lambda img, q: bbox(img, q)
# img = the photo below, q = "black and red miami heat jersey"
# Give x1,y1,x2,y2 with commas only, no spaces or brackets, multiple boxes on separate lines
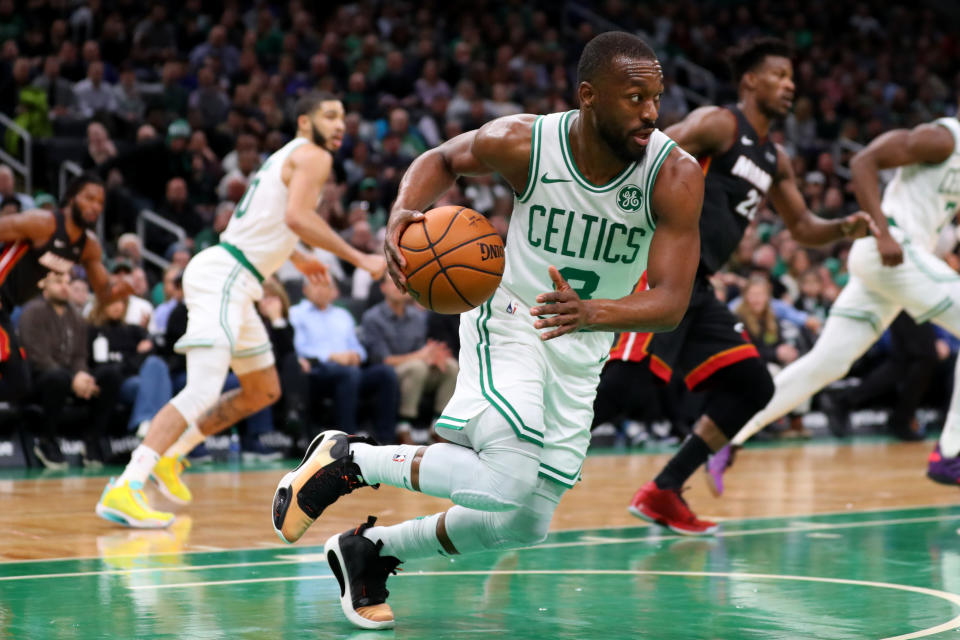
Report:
0,210,87,308
697,106,780,274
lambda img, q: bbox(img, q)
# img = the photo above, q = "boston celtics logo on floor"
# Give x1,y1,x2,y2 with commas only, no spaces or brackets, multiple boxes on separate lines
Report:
617,184,643,212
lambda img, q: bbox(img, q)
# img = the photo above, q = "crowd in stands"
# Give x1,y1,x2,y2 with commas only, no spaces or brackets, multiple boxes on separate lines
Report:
0,0,958,467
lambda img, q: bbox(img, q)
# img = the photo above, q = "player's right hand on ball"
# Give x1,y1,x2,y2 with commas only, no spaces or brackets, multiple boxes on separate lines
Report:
385,208,425,289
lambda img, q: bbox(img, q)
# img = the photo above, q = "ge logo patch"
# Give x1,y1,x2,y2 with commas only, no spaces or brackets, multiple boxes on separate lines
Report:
617,185,643,212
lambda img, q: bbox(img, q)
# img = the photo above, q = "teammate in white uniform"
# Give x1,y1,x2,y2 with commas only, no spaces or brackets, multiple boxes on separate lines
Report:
270,32,704,630
97,92,387,528
713,107,960,488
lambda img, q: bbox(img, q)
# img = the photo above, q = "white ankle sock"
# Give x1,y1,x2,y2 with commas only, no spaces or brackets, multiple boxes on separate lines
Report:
363,512,444,560
164,423,205,459
118,445,161,486
351,443,421,489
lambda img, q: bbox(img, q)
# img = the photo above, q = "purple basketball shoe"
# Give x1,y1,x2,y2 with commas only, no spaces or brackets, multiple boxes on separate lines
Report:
927,444,960,486
705,444,738,497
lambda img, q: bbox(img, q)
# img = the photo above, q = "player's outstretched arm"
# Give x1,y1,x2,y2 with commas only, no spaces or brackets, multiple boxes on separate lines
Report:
0,209,54,244
82,233,134,304
851,124,954,266
385,114,535,288
531,149,703,338
285,145,385,279
769,146,871,246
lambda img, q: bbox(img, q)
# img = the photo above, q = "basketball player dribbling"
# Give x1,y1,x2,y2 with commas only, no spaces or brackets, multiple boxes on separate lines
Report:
271,32,704,630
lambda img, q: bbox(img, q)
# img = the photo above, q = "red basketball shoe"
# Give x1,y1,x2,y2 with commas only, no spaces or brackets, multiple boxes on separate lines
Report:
628,481,719,535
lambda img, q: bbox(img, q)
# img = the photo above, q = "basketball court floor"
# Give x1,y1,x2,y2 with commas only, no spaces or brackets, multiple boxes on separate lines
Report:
2,437,958,639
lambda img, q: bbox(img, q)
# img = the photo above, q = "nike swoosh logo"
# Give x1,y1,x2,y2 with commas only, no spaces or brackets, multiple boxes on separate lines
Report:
541,173,572,184
741,136,754,146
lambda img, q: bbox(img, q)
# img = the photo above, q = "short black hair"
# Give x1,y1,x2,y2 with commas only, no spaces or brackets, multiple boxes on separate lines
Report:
577,31,657,86
60,172,104,208
294,91,340,118
728,37,792,84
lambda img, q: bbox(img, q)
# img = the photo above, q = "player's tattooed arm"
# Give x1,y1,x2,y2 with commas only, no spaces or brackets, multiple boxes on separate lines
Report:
850,124,954,266
769,146,871,246
385,114,535,287
531,149,703,338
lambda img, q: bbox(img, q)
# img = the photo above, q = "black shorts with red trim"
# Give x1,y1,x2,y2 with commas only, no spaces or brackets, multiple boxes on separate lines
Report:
0,306,29,401
639,276,760,390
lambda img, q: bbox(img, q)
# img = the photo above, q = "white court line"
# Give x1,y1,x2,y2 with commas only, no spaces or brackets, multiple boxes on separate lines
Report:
0,559,303,582
3,513,959,582
127,569,960,640
3,502,957,565
534,513,960,551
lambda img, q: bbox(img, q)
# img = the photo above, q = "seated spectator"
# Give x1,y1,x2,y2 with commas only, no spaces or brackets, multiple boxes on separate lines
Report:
83,121,117,169
194,201,233,252
110,261,153,328
113,65,145,129
30,55,77,119
116,233,144,268
290,278,398,442
216,138,260,201
0,195,20,215
19,272,122,468
0,164,34,210
74,61,117,118
734,275,808,437
88,295,171,439
150,267,182,336
361,277,458,443
157,177,204,250
67,275,91,310
189,66,230,130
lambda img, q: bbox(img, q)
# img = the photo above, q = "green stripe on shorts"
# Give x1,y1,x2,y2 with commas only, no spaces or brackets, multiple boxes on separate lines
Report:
829,307,881,334
474,300,544,446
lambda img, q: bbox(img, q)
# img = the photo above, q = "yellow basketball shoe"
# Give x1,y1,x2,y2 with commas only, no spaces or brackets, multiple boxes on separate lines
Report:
150,455,192,505
96,478,175,529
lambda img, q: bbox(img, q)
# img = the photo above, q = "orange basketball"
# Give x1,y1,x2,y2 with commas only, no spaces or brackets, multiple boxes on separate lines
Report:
399,205,504,314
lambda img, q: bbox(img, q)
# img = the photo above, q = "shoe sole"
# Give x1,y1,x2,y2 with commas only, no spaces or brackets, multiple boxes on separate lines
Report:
272,430,348,544
927,471,960,486
149,472,191,506
33,446,68,471
95,502,174,529
627,504,718,536
324,532,395,630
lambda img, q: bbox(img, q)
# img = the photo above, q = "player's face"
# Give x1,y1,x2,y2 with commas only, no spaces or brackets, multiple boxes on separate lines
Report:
753,55,795,118
70,183,105,230
308,100,346,153
590,58,663,162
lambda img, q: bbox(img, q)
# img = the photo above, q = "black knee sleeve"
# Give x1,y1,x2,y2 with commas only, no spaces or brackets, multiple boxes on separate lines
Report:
702,358,774,438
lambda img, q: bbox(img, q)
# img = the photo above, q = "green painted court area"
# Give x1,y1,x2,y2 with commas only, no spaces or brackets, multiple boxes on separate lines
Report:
1,506,959,639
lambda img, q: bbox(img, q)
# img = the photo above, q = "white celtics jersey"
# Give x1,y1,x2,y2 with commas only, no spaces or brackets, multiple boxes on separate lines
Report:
882,117,960,251
219,137,309,278
502,110,680,308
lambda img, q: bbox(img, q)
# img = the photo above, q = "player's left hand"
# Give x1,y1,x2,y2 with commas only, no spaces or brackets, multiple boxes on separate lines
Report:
840,211,874,239
530,266,589,341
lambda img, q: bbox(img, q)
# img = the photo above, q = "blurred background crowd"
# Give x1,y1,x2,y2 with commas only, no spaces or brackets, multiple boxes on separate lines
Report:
0,0,958,467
